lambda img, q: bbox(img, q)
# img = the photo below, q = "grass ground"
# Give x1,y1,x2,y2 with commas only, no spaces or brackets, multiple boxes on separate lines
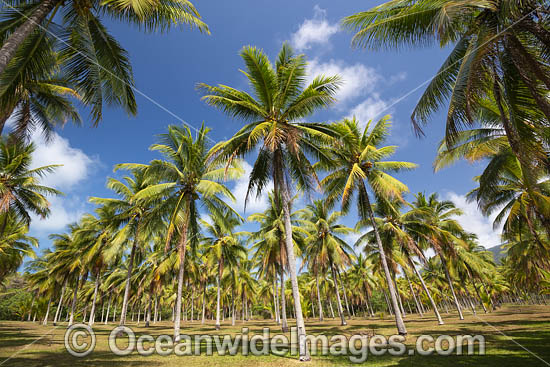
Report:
1,305,549,366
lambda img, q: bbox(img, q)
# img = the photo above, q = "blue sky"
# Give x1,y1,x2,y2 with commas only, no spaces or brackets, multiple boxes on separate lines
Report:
26,1,501,253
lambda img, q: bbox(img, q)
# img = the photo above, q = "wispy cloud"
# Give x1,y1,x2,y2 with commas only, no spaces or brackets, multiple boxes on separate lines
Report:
291,5,339,51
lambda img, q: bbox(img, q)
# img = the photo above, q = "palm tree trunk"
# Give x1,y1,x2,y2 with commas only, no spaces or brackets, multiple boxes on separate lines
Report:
104,294,112,325
331,265,347,326
174,206,190,342
42,298,51,325
393,273,406,318
464,288,476,315
53,278,67,325
145,289,153,327
409,256,443,324
275,163,310,360
231,290,236,326
154,295,159,323
201,282,206,324
280,268,289,332
190,291,194,322
328,297,335,318
215,264,221,330
362,185,406,335
439,253,464,320
120,226,140,326
273,276,280,324
383,289,393,316
338,271,351,317
472,279,488,313
365,289,375,317
68,276,80,326
315,272,323,321
403,268,422,317
0,0,61,76
28,294,35,321
88,270,101,326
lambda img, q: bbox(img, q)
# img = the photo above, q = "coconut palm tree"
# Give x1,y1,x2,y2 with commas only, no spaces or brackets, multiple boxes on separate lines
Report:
302,199,355,326
359,196,445,324
0,212,37,283
343,0,550,219
0,137,61,232
89,166,163,326
319,116,417,335
0,24,80,138
200,43,341,360
249,191,308,332
410,193,468,320
348,254,377,317
0,0,209,127
202,208,246,330
126,124,242,341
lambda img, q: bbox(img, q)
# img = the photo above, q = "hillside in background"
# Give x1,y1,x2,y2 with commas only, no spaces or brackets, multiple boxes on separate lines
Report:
488,244,507,264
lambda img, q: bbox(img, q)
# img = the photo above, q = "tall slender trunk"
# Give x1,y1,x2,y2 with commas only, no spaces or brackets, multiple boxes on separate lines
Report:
174,204,190,342
338,270,351,317
0,0,61,75
280,268,288,332
362,184,406,335
201,282,206,324
273,271,281,325
273,276,280,324
439,253,464,320
145,289,153,327
365,288,375,317
328,297,335,318
383,289,393,316
53,278,67,325
393,273,406,318
42,298,51,325
409,256,443,324
472,279,488,313
464,287,476,315
403,268,423,317
120,223,140,326
69,276,80,326
154,295,159,323
275,160,310,360
104,294,112,325
215,262,221,330
331,265,347,326
28,295,35,321
231,290,236,326
315,272,323,321
190,291,194,322
88,270,101,326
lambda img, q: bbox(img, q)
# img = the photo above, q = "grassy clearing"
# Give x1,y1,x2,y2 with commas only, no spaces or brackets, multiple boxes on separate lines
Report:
1,305,549,366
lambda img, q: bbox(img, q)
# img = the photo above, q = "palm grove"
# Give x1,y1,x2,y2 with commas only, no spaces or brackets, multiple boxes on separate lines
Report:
1,0,550,362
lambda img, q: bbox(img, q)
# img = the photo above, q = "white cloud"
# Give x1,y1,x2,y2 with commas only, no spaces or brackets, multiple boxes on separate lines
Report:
27,132,97,233
308,59,381,105
444,191,503,249
232,161,273,214
347,94,389,127
30,132,96,190
30,195,85,232
291,5,339,51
